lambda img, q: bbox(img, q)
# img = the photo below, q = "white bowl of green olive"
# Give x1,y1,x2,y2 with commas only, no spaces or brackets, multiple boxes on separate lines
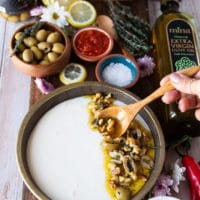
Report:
9,21,71,77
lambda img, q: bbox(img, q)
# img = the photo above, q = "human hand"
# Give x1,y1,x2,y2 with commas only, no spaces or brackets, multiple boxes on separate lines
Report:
160,71,200,121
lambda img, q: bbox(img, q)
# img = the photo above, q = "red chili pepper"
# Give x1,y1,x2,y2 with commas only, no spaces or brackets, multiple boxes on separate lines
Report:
190,183,200,200
191,162,200,200
182,155,200,199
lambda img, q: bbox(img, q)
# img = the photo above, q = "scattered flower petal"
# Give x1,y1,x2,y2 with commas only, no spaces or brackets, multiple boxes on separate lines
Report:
30,6,45,16
40,1,70,28
171,159,186,193
34,78,55,94
137,55,155,78
152,174,173,196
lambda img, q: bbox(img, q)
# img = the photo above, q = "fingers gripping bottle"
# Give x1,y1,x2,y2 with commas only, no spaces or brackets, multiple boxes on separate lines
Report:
152,0,200,140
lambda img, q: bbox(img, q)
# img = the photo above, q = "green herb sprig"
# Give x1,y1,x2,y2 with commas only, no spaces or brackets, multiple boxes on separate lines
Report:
12,22,45,56
106,0,153,57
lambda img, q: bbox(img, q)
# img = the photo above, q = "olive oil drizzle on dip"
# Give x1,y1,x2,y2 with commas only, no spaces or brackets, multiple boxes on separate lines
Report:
88,93,155,200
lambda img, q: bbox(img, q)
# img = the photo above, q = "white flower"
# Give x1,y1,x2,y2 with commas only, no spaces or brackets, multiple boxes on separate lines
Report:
171,159,186,193
40,1,70,28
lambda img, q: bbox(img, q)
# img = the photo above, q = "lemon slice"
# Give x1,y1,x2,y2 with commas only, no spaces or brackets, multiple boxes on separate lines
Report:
67,0,97,28
42,0,55,6
59,63,87,84
57,0,75,7
42,0,74,7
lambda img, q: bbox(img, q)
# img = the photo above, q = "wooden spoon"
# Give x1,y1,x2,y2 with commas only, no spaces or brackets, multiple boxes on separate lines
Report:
98,66,200,138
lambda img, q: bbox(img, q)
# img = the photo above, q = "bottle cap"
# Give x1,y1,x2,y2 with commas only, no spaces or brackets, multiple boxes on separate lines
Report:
160,0,179,12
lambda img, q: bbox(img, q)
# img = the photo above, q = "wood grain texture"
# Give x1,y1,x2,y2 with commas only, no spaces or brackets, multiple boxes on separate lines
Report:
0,0,200,199
0,19,6,75
0,20,31,200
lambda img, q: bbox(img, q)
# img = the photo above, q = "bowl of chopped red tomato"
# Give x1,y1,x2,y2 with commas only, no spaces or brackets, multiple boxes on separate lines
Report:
72,26,114,62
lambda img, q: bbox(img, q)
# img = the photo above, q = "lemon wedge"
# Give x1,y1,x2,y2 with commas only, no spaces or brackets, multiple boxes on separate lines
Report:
67,0,97,28
59,63,87,84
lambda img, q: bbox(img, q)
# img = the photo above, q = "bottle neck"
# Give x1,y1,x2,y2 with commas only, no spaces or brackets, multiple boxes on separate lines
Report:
161,1,179,13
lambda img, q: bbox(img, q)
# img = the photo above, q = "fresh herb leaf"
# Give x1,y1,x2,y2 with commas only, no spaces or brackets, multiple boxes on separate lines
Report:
11,22,45,56
106,0,152,57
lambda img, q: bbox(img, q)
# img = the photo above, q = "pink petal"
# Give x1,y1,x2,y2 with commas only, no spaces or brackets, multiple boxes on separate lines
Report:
34,78,55,94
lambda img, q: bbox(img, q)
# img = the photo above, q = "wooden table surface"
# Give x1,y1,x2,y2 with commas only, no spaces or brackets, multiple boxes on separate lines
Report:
1,0,200,199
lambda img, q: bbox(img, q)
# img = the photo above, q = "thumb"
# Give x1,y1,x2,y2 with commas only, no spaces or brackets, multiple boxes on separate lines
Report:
170,73,200,96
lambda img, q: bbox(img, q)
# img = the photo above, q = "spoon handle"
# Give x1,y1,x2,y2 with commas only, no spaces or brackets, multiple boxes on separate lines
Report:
139,65,200,106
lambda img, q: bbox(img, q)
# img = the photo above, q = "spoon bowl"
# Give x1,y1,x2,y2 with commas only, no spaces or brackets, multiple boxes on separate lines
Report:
98,66,200,138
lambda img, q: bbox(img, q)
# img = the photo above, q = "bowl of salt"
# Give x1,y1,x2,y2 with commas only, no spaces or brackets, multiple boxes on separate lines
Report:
95,54,140,88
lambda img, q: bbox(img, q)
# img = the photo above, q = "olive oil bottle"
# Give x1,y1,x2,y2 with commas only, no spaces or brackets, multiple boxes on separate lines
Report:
152,0,200,140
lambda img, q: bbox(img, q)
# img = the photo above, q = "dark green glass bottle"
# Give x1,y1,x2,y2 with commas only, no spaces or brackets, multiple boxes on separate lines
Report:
152,0,200,141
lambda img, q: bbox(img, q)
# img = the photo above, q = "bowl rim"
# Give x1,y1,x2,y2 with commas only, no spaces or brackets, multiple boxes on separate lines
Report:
9,21,71,77
16,81,165,200
72,26,114,62
95,53,140,88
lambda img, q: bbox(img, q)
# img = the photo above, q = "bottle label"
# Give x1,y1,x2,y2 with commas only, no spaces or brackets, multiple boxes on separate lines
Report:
167,19,199,72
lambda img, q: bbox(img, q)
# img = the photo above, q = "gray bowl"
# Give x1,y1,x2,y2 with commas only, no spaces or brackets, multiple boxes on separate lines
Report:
16,81,165,200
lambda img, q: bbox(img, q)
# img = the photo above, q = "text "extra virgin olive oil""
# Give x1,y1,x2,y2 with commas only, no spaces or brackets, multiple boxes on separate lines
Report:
152,0,200,140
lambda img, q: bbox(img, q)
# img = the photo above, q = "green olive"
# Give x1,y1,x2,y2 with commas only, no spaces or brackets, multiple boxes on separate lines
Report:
115,187,131,200
14,32,23,40
30,46,43,60
37,42,52,53
0,12,8,19
36,29,48,42
22,49,34,63
43,54,49,61
8,15,19,22
47,52,59,62
18,43,26,52
52,43,65,54
46,31,62,43
39,60,49,65
20,11,30,21
23,37,38,47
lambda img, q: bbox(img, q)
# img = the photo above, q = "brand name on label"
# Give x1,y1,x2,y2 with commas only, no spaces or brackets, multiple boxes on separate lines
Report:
167,19,199,71
169,27,191,34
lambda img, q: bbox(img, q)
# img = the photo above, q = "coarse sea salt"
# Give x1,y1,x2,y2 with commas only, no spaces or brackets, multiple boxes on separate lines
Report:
102,62,133,87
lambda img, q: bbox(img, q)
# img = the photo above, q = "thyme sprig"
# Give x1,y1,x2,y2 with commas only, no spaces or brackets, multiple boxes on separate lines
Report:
12,22,45,56
106,0,153,57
